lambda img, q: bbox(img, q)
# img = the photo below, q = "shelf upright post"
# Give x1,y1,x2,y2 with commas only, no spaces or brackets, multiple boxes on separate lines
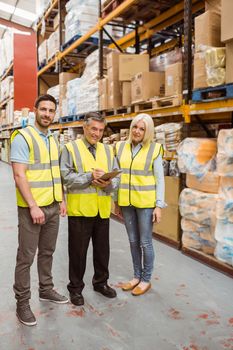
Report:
58,0,63,74
134,20,140,54
183,0,192,105
98,0,104,79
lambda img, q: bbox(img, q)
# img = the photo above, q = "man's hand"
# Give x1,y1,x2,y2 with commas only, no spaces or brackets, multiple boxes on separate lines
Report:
114,202,123,218
152,207,162,223
92,168,105,180
92,178,111,188
30,205,45,225
59,199,67,217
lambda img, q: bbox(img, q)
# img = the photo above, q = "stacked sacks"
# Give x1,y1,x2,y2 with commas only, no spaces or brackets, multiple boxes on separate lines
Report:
179,189,218,254
178,138,218,254
177,138,217,177
215,131,233,266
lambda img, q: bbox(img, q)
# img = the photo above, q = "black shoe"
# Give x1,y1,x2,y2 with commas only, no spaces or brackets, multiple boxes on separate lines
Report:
93,284,117,298
69,293,84,306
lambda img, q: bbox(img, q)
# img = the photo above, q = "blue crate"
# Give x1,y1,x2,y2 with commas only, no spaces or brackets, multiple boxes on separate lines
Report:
59,114,85,123
192,83,233,102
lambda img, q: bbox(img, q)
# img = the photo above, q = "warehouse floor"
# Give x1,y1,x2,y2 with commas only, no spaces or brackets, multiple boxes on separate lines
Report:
0,161,233,350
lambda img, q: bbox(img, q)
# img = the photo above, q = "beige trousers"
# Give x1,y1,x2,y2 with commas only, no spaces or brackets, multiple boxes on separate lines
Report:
13,202,60,304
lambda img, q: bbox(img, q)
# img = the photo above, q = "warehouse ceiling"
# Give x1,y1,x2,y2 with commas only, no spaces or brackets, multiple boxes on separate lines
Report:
0,0,37,38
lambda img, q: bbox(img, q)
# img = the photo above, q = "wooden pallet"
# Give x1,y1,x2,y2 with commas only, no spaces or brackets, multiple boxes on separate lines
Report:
102,105,134,117
133,100,155,112
182,246,233,278
153,232,181,250
102,0,124,18
153,94,182,109
192,83,233,102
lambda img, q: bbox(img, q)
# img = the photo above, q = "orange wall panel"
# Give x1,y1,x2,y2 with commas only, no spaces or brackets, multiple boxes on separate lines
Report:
14,33,37,111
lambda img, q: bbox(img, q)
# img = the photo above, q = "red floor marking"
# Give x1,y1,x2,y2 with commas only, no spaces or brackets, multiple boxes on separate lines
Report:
168,308,183,320
66,309,85,317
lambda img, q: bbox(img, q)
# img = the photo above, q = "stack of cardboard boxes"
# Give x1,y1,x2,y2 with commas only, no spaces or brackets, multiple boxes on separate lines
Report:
194,4,223,89
221,0,233,83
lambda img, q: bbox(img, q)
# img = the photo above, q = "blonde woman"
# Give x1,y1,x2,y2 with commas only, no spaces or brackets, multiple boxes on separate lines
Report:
115,113,166,296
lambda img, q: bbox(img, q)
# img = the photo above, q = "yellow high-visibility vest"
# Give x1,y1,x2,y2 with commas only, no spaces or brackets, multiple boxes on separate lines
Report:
65,139,114,218
116,141,163,208
11,126,62,207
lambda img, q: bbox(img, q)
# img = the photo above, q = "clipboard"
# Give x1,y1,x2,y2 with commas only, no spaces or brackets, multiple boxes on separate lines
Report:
100,170,122,181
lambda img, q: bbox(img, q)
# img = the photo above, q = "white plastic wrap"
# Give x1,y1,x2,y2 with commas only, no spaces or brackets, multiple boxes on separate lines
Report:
177,138,217,177
215,219,233,247
214,241,233,266
179,188,218,226
217,129,233,177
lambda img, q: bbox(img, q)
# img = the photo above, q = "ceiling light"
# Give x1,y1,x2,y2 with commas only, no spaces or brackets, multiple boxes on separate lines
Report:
0,1,37,22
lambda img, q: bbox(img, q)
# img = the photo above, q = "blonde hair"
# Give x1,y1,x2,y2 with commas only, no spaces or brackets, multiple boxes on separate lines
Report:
129,113,154,145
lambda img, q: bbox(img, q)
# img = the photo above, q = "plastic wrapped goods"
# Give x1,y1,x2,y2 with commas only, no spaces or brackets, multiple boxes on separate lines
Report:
215,219,233,247
205,47,226,68
214,241,233,266
162,159,169,176
154,123,182,151
205,47,226,87
179,188,218,226
217,129,233,177
219,177,233,201
186,172,220,194
177,138,217,177
181,218,216,254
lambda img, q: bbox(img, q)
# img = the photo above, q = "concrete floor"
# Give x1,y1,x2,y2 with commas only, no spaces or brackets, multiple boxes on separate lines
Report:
0,161,233,350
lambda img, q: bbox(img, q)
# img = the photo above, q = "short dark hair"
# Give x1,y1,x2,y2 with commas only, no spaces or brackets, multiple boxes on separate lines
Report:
84,112,106,125
35,94,57,110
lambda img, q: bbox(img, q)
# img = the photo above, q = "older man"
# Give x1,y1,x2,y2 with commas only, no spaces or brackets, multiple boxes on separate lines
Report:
60,112,119,306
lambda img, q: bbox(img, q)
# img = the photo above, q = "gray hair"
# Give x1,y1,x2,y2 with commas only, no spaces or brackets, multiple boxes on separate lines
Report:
129,113,154,145
83,112,106,126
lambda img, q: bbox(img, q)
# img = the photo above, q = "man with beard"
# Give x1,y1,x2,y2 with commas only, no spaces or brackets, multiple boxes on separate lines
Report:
10,94,68,327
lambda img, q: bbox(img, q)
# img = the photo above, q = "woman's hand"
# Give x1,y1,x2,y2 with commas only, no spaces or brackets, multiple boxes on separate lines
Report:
152,207,162,223
114,202,122,218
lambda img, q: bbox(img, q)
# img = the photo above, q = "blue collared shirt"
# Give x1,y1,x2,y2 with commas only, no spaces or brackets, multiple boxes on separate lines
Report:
10,126,52,164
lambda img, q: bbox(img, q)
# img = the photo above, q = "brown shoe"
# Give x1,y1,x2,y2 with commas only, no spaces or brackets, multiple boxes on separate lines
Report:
131,282,151,296
121,280,140,291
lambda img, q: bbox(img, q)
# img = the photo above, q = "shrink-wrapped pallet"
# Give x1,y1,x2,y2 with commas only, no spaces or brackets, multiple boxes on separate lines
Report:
214,241,233,266
179,188,218,226
217,129,233,176
214,219,233,247
177,138,217,177
186,172,220,193
205,47,226,87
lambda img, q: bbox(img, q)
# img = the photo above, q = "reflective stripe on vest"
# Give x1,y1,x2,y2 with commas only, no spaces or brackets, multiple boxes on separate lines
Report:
11,126,62,207
116,141,163,208
66,139,113,218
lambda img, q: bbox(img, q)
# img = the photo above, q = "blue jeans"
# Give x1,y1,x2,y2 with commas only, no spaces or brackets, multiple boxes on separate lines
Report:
121,206,155,283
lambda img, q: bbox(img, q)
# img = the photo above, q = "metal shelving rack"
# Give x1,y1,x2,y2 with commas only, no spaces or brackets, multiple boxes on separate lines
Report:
0,0,232,276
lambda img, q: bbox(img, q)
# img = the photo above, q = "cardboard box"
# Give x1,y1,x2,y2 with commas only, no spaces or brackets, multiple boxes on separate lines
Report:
164,176,181,206
205,0,221,14
165,62,183,96
98,77,108,95
193,52,208,89
107,66,119,81
108,94,122,109
226,41,233,83
221,0,233,42
108,80,121,97
59,72,78,85
186,173,220,194
108,80,122,108
121,81,131,106
99,94,108,110
119,54,149,81
153,204,181,242
195,11,222,52
106,51,120,69
131,71,165,103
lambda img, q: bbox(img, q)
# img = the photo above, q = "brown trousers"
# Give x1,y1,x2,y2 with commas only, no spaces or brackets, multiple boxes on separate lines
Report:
13,202,60,304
